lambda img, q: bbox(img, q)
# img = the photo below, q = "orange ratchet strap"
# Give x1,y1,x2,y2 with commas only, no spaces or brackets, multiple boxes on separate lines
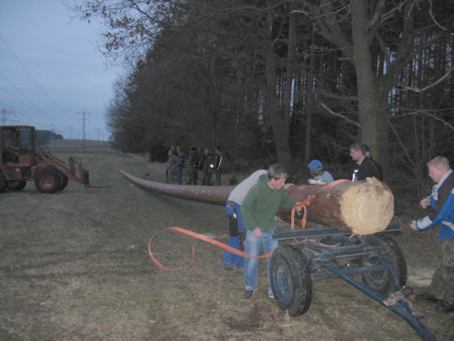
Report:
148,226,271,271
290,179,351,230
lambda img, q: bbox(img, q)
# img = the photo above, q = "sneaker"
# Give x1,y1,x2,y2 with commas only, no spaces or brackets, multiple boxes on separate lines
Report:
436,301,454,313
223,264,234,272
415,292,439,303
234,265,244,272
244,288,254,299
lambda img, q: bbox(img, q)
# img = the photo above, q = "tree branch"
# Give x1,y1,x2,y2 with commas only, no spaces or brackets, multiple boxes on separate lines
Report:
392,110,454,131
396,69,453,93
319,102,361,127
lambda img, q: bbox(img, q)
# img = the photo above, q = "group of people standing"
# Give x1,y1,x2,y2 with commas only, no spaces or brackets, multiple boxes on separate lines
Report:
166,145,224,185
222,142,453,313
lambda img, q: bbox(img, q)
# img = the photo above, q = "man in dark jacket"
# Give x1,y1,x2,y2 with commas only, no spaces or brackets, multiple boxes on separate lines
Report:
214,146,223,185
200,148,214,185
175,145,185,185
187,147,200,185
410,156,454,313
350,142,383,182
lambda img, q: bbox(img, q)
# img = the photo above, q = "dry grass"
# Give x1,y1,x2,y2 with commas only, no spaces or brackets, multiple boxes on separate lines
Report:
0,140,452,340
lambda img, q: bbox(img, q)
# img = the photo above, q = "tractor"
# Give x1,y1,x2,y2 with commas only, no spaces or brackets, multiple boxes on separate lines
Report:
0,125,89,193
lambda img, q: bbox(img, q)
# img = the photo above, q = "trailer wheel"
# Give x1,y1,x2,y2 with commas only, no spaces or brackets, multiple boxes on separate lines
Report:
270,245,312,316
57,172,68,191
35,169,61,193
0,172,7,193
361,234,407,296
8,180,26,191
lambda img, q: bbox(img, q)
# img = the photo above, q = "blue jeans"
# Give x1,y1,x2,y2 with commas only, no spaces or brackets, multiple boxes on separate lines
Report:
244,228,277,292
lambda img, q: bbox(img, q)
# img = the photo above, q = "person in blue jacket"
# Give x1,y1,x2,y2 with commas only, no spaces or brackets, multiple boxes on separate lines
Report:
410,156,454,313
307,159,334,184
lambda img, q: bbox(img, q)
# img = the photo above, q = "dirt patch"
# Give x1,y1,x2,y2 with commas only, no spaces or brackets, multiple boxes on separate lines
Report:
1,141,453,340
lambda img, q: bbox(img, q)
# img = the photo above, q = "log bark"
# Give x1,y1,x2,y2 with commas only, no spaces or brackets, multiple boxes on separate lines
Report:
281,177,394,235
119,170,394,235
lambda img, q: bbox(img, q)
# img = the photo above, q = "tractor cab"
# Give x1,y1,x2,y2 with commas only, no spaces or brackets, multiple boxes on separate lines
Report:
0,125,36,167
0,125,89,193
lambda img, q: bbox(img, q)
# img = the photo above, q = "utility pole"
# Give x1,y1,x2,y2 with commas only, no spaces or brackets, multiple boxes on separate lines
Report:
77,111,90,151
1,108,15,125
47,123,56,133
67,126,73,139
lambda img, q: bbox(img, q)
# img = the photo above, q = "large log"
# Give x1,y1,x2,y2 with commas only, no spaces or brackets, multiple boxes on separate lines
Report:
119,170,394,235
281,177,394,234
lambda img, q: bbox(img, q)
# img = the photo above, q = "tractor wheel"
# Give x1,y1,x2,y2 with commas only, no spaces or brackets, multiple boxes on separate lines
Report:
8,180,27,191
270,245,312,316
35,169,61,193
0,172,7,193
57,172,69,191
361,234,407,296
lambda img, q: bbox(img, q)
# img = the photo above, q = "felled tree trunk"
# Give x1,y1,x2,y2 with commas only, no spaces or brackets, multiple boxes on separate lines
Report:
120,170,394,235
282,178,394,235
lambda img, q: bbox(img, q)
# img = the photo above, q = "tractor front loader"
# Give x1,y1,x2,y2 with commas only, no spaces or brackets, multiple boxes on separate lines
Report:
0,125,89,193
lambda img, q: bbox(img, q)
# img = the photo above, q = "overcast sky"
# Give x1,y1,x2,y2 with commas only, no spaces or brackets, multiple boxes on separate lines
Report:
0,0,124,140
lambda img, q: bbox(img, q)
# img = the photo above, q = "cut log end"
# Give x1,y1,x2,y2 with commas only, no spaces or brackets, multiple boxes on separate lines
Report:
340,178,394,235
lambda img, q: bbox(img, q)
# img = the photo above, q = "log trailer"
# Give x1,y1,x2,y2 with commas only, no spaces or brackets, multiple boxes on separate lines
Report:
0,125,89,193
119,170,436,340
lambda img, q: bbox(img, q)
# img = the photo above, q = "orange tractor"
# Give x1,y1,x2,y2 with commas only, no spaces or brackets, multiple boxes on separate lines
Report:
0,125,89,193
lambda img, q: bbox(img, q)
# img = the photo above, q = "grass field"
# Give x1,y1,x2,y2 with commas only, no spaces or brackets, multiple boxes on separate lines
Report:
0,140,452,340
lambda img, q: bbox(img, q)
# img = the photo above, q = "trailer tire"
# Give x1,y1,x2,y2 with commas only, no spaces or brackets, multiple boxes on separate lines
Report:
0,172,7,193
8,180,26,191
35,169,61,193
270,245,312,316
57,172,68,191
361,234,407,296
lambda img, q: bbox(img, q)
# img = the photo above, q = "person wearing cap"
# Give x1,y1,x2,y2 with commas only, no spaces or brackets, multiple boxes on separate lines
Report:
241,164,301,299
307,159,334,184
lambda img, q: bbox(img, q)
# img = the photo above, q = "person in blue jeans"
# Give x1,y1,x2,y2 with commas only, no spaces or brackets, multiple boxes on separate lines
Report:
223,169,268,271
241,164,300,299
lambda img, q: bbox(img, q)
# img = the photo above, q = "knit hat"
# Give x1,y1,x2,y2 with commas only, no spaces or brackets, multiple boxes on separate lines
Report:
308,159,323,170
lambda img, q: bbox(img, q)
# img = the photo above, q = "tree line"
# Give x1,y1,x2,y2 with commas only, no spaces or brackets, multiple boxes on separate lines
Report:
77,0,454,193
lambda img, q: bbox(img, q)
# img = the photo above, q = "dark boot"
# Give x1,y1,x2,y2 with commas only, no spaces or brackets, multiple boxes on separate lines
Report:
436,301,454,313
415,292,440,303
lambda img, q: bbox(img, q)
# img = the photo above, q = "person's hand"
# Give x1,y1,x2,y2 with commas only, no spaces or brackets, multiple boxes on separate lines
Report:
253,227,262,237
420,197,430,209
409,220,418,231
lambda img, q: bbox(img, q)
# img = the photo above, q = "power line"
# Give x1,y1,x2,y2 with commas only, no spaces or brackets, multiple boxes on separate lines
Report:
0,35,68,115
78,111,91,142
0,71,58,123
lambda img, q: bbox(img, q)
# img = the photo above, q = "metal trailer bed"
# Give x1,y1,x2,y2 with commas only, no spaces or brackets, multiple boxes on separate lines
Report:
270,224,436,341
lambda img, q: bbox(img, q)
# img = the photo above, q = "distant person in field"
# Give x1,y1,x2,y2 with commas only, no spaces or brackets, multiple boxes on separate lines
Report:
223,169,268,271
213,146,224,185
175,145,186,185
410,156,454,313
187,147,200,185
166,145,178,183
200,148,214,186
307,159,334,184
350,142,383,182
